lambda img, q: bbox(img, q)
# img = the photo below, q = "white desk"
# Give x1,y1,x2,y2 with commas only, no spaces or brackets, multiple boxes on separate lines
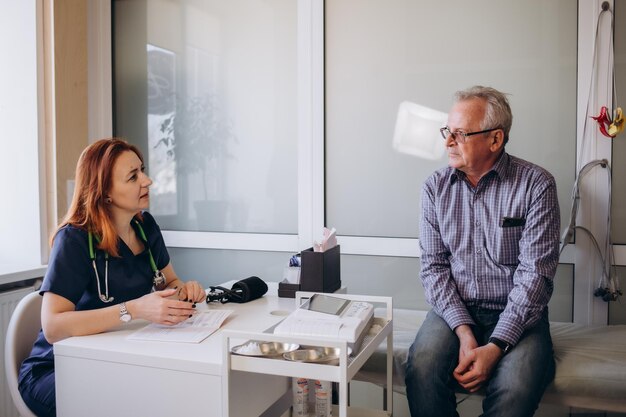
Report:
54,283,296,417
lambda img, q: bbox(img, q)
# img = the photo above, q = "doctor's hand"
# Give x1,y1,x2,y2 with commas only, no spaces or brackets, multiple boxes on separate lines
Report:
128,289,197,325
453,343,502,393
177,280,205,303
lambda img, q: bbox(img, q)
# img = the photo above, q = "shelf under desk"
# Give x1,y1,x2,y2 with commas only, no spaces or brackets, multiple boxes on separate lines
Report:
222,292,394,417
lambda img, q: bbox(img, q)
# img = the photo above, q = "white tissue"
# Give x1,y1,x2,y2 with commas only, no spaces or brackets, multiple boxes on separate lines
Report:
314,227,337,252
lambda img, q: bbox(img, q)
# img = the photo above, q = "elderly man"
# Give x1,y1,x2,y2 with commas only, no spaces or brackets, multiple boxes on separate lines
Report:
405,86,560,417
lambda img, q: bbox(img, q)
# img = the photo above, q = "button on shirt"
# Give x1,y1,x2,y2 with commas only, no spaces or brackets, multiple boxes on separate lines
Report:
419,152,560,346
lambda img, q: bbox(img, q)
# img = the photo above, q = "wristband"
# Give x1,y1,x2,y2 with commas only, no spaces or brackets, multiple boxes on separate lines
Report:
488,337,512,354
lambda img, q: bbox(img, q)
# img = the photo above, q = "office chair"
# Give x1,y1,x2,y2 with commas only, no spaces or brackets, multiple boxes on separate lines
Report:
5,291,40,417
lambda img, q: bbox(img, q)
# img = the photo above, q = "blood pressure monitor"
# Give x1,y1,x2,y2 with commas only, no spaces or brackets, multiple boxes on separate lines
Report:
307,294,351,316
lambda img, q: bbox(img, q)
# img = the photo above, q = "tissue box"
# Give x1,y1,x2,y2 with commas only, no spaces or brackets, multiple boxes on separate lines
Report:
278,245,341,298
300,244,341,293
278,282,302,298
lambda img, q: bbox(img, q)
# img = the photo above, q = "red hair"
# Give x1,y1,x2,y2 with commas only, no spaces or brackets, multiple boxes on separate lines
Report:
54,138,145,257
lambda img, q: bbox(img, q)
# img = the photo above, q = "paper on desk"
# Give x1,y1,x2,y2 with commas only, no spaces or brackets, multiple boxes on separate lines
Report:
128,310,233,343
274,302,374,344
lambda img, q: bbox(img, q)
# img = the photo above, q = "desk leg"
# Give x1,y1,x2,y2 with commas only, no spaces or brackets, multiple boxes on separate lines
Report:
339,374,348,417
387,332,393,415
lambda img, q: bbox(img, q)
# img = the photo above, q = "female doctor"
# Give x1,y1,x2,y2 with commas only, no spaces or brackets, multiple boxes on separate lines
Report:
18,138,206,417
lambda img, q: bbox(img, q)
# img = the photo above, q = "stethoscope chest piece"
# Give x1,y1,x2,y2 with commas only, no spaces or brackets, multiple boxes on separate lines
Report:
153,270,166,290
99,293,114,303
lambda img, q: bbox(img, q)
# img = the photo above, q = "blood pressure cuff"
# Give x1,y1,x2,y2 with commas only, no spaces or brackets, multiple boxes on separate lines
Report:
230,276,268,303
206,276,268,304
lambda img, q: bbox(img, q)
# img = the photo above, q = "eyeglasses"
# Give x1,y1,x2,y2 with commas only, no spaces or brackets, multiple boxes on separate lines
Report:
439,126,499,144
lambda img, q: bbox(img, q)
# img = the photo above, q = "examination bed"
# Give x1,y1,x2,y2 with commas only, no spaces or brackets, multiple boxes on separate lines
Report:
357,309,626,413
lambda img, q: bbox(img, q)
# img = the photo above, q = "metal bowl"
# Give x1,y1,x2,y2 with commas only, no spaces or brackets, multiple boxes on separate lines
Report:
231,340,300,357
283,346,352,364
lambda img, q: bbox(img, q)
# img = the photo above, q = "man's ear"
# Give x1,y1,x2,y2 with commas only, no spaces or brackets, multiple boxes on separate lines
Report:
490,129,505,152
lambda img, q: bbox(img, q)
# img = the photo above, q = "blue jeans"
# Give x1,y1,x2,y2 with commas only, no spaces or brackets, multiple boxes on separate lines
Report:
405,308,555,417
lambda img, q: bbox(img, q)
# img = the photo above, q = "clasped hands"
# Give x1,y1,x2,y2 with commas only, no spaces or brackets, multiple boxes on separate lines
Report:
453,325,503,393
132,280,205,326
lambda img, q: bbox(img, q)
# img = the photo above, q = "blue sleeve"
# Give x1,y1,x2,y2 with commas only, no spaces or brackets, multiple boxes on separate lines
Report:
140,211,170,270
40,226,92,305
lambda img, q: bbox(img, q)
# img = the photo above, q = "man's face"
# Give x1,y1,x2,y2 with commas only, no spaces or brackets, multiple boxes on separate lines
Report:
445,98,498,177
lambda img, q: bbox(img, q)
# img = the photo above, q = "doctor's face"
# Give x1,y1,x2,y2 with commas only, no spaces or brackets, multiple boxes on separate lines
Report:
108,150,153,216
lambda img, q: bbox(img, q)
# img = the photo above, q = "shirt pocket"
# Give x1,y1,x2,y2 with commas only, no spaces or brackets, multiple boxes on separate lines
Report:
494,226,523,265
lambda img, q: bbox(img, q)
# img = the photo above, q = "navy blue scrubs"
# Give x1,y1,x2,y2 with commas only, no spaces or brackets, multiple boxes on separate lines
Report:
18,212,170,417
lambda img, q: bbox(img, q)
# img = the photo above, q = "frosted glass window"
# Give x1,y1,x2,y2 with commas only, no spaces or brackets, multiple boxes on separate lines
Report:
612,0,626,243
113,0,297,233
325,0,577,238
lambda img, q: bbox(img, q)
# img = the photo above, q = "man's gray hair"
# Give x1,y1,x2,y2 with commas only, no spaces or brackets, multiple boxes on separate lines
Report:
455,86,512,144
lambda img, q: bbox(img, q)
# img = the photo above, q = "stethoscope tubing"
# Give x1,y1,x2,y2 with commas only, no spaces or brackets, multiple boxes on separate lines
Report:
88,220,160,303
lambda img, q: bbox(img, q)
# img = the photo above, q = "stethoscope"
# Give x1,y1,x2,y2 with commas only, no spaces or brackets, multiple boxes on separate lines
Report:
88,220,166,303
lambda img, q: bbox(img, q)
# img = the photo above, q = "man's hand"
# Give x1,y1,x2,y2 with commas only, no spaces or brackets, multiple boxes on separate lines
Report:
453,343,503,392
455,324,478,365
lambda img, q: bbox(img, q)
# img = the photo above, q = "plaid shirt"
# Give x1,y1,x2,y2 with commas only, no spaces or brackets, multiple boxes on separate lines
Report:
419,152,560,345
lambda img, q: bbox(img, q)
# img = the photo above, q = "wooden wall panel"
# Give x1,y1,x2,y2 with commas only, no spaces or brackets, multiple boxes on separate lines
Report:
54,0,88,220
